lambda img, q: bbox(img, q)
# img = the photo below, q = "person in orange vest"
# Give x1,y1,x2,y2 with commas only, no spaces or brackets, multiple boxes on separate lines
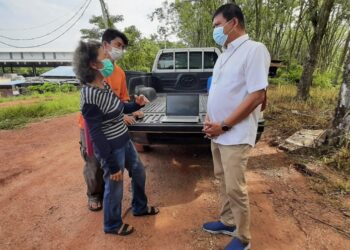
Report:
78,29,145,211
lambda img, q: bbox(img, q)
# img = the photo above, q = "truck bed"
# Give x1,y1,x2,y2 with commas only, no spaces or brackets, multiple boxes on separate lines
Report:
128,94,207,133
128,93,265,145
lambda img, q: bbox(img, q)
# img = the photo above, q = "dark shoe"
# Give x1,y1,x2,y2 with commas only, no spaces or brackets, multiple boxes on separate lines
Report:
202,221,236,236
88,200,102,212
104,223,134,236
224,238,251,250
134,206,159,216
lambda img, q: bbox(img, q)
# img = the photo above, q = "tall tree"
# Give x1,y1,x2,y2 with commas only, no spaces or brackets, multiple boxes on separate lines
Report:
149,0,178,48
80,15,124,40
297,0,336,100
173,0,223,47
118,26,160,72
333,28,350,85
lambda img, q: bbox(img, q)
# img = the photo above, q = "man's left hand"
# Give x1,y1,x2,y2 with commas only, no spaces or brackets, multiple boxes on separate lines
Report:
202,121,224,138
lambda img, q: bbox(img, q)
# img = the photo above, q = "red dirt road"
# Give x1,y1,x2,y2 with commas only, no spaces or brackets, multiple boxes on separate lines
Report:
0,114,349,249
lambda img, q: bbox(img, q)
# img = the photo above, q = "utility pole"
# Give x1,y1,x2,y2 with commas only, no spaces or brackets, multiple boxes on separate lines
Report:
99,0,114,28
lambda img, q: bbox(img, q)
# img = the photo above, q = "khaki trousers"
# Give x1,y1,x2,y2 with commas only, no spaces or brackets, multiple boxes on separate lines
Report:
211,141,251,243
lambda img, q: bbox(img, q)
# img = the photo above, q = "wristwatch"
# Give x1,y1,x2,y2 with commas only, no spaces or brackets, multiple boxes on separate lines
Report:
221,121,232,132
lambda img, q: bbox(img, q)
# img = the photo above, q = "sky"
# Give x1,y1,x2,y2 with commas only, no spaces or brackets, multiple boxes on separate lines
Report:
0,0,168,51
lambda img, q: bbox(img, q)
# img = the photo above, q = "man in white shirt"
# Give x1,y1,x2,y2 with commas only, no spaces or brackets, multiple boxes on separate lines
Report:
202,3,270,250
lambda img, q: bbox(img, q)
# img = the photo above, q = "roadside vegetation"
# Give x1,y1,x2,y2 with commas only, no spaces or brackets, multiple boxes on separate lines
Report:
0,83,79,129
266,84,339,139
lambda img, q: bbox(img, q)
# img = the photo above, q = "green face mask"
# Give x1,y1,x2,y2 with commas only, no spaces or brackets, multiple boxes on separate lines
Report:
98,59,114,77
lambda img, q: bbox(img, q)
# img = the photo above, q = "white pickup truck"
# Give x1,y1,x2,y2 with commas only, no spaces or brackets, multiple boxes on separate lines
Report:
125,47,266,146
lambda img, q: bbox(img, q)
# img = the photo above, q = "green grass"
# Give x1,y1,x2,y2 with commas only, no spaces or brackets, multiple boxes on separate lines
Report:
326,147,350,176
0,92,80,129
0,95,38,103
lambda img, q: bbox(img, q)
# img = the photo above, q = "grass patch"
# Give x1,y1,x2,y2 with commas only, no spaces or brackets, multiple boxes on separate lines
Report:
0,94,39,103
0,92,79,129
326,147,350,176
265,84,338,138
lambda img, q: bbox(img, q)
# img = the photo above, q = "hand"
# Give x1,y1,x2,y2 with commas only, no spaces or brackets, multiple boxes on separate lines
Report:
123,115,136,125
132,111,144,119
110,170,123,182
203,115,211,130
202,121,224,138
135,94,150,106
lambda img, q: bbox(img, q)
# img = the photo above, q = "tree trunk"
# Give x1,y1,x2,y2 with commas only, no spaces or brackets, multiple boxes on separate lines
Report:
297,0,335,100
289,0,306,65
333,29,350,86
333,50,350,130
254,0,262,41
329,47,350,146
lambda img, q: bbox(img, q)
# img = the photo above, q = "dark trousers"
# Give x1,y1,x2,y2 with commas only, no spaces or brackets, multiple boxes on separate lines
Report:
99,140,148,232
80,129,104,202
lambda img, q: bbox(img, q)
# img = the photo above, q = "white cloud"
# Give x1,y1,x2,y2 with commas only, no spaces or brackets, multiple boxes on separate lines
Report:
0,0,168,51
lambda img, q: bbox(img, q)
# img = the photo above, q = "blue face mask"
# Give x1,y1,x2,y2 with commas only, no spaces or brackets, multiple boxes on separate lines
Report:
213,20,233,46
98,59,114,77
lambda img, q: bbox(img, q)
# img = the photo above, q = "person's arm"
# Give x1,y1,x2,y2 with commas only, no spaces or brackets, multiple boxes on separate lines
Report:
123,95,150,114
82,103,119,174
120,71,130,102
123,102,142,114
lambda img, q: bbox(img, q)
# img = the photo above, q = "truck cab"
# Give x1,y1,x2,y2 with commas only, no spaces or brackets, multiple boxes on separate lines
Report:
150,47,220,93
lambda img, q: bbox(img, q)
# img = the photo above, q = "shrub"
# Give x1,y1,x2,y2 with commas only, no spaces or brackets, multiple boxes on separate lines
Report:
277,62,303,83
269,77,287,85
313,70,335,88
27,82,77,94
60,83,77,93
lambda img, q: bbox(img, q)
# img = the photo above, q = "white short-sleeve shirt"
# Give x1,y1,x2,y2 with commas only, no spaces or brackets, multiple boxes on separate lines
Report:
207,34,270,146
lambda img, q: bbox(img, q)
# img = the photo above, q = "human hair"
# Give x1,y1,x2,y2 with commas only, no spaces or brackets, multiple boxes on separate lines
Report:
73,40,102,84
102,28,129,46
212,3,245,28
